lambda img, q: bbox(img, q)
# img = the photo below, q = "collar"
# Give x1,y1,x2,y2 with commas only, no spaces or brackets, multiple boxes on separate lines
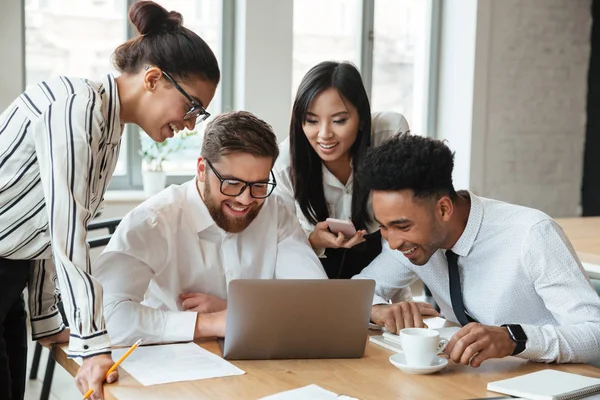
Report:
100,74,123,145
184,178,217,233
321,161,353,190
450,191,483,257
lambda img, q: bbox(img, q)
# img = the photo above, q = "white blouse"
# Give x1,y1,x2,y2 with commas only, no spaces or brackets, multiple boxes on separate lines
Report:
274,111,410,237
0,74,122,358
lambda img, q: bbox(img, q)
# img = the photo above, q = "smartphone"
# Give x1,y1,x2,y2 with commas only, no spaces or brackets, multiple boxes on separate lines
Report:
326,218,357,238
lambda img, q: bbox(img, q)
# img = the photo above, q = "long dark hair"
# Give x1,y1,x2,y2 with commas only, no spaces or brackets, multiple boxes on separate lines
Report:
113,1,220,85
290,61,372,230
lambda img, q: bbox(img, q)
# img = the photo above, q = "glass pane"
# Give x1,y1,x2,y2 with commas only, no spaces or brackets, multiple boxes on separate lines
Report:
151,0,222,175
113,126,128,176
292,0,362,99
371,0,429,134
25,0,128,174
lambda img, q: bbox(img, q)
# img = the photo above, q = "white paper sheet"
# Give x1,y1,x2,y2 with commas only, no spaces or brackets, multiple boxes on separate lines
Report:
258,384,359,400
582,261,600,280
74,342,244,386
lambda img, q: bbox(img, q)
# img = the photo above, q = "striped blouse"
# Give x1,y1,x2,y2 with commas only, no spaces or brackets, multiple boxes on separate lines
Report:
0,74,122,358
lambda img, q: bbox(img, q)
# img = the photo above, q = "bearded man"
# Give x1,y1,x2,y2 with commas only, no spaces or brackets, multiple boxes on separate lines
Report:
93,111,327,345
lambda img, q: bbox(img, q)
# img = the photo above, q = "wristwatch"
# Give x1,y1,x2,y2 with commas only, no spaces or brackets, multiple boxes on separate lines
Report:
502,324,527,355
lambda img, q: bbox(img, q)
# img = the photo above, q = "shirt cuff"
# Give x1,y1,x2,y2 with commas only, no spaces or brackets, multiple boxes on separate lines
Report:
517,324,545,361
162,311,197,343
30,309,65,340
372,294,389,306
67,331,112,359
315,247,326,258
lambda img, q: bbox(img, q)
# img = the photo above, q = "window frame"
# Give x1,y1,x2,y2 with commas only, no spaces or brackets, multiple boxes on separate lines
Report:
109,0,235,190
22,0,438,190
359,0,440,137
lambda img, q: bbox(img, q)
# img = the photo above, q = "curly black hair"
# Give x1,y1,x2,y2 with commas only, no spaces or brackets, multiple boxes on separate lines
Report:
357,134,457,200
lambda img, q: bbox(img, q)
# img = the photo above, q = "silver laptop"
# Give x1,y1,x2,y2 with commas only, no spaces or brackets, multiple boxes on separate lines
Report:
221,279,375,360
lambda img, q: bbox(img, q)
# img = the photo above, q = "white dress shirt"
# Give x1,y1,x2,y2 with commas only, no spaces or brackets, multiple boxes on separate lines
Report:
355,192,600,363
274,111,411,236
0,75,122,357
93,179,328,346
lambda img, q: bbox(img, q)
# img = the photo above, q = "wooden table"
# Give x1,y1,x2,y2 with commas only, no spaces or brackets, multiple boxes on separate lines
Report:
54,319,600,400
53,219,600,399
556,217,600,278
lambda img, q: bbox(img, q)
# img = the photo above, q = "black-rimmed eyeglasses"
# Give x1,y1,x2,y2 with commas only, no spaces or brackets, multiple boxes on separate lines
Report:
161,70,211,124
205,160,277,199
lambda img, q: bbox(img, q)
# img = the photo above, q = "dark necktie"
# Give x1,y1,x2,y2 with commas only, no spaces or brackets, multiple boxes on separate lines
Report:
445,250,478,326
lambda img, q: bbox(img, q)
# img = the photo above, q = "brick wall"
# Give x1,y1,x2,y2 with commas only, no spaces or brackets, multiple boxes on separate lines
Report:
481,0,591,217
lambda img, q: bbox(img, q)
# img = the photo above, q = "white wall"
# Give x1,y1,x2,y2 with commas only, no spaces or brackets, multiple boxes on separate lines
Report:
435,0,479,190
437,0,591,217
234,0,293,141
482,0,591,217
0,0,24,109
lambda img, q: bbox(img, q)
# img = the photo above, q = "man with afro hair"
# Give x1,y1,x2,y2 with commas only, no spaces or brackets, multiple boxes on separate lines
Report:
353,134,600,367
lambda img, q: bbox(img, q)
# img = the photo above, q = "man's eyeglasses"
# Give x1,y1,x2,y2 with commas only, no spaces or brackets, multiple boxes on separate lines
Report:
205,160,277,199
161,70,211,124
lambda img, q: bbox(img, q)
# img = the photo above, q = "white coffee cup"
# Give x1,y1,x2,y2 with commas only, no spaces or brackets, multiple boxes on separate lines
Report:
399,328,448,368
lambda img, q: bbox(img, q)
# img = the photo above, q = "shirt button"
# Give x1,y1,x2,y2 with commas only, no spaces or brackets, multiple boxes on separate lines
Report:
83,345,89,350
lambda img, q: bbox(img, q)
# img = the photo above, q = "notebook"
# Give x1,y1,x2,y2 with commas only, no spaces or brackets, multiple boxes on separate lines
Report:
487,370,600,400
368,335,403,353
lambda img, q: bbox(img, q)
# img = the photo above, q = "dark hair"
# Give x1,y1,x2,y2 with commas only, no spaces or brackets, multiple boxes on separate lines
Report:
290,61,372,230
201,111,279,164
113,1,220,84
357,134,457,200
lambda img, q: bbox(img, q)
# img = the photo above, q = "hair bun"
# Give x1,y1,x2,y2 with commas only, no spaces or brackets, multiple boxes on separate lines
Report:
167,10,183,26
129,1,183,35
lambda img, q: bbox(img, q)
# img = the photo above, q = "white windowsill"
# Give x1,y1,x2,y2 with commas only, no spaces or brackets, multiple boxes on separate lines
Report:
103,190,148,203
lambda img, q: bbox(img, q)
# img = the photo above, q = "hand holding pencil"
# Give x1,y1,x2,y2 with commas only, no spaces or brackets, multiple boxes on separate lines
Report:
79,339,142,400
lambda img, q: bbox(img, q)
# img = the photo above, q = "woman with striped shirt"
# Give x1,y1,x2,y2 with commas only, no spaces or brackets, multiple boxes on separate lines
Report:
0,1,220,399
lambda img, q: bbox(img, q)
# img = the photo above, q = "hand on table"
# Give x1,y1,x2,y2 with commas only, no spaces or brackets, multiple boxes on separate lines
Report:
415,302,440,318
194,310,227,339
443,323,516,367
181,292,227,314
75,353,117,400
370,301,440,334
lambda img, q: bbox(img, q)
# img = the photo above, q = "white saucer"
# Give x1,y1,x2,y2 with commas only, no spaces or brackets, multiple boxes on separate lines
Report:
389,354,448,375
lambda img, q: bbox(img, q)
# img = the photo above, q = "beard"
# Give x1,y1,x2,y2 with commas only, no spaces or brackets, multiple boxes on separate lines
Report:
203,182,263,233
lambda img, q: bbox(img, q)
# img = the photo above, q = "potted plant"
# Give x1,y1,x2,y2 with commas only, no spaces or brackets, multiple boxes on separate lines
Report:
139,129,200,197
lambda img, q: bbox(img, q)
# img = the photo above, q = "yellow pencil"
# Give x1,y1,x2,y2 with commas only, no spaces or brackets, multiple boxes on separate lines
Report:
82,339,143,399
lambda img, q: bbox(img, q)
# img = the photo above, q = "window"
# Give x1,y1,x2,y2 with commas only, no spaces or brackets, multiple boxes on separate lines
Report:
23,1,433,190
371,0,430,133
292,0,362,99
146,0,222,176
24,0,128,174
24,0,224,187
292,0,434,135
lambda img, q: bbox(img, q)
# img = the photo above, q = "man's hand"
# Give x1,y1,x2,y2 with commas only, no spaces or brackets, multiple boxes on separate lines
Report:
444,323,517,367
194,310,227,339
180,292,227,314
38,328,70,347
75,353,116,400
370,302,431,334
415,302,440,318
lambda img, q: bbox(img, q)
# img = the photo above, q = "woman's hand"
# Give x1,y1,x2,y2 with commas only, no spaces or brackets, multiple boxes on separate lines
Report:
308,221,367,250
